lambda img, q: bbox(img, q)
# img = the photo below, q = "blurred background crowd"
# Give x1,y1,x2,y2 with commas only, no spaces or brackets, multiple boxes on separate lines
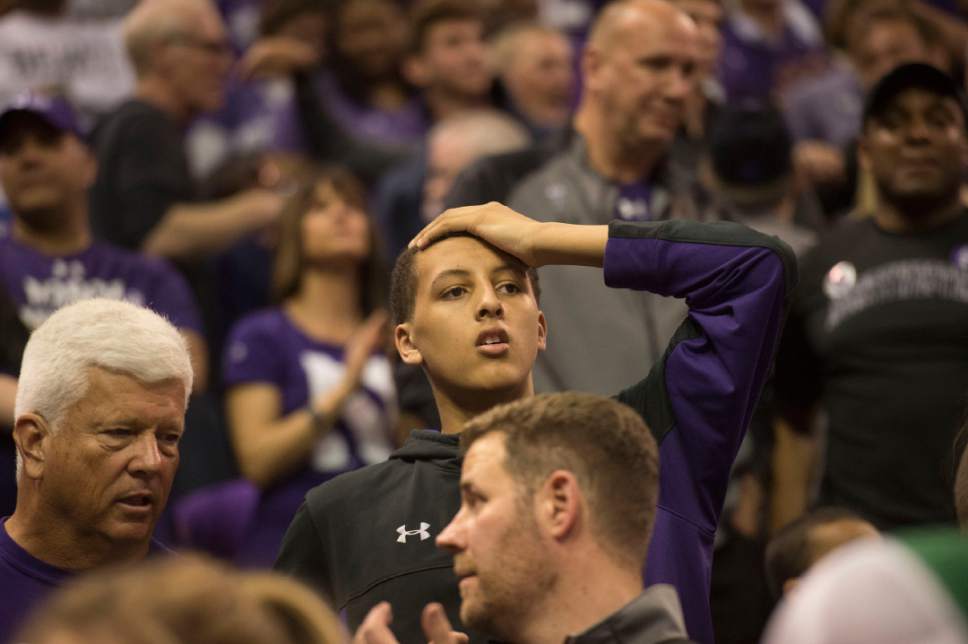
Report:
0,0,966,642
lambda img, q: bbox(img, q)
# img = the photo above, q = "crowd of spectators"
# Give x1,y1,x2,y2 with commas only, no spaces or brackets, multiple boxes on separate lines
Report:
0,0,967,642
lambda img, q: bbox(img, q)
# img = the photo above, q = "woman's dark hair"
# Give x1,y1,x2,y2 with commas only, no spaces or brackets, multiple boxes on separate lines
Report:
272,165,387,315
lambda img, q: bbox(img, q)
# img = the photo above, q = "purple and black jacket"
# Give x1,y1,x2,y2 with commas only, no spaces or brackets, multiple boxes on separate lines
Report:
276,218,796,644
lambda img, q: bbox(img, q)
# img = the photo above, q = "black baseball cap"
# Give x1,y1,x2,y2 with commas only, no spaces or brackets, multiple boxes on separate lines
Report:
863,62,968,125
709,103,793,187
0,92,86,142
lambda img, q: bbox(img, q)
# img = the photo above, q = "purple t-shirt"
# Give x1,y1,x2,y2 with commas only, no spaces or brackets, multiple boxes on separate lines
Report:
220,308,397,565
274,70,428,154
0,517,170,644
718,1,829,102
0,518,70,643
189,75,304,175
0,235,202,333
313,71,427,147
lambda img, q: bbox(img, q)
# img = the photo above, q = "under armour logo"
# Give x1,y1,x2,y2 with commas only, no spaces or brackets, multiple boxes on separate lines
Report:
397,522,431,543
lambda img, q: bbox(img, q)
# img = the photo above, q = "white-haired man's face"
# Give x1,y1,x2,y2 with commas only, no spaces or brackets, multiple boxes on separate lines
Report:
33,367,185,547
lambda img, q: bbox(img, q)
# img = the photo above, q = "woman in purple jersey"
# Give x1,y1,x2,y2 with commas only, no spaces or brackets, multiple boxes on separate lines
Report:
174,166,398,567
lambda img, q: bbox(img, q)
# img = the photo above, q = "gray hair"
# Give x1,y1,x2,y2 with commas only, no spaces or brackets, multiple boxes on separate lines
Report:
490,22,566,76
122,0,219,76
15,298,193,430
428,109,530,160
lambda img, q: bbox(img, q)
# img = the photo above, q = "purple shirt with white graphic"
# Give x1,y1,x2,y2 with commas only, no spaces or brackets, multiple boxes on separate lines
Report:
220,308,397,565
0,235,202,333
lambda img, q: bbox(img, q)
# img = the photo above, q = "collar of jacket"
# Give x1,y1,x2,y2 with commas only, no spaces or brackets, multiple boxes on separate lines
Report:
565,133,690,223
390,429,461,463
565,584,692,644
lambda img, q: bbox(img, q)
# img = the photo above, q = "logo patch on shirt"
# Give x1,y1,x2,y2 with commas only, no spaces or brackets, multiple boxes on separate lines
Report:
396,522,431,543
823,261,857,300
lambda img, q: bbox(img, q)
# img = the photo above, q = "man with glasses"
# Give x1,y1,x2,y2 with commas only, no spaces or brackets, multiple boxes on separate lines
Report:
88,0,285,263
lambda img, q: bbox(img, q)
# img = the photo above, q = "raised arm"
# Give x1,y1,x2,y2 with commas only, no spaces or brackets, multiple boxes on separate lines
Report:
414,205,797,531
410,202,608,267
606,219,796,531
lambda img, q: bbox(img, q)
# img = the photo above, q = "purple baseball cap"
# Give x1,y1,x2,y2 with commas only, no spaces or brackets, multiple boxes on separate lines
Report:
0,92,86,141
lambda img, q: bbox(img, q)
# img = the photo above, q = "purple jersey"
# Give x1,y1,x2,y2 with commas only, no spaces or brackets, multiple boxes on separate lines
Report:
0,235,202,333
220,308,397,565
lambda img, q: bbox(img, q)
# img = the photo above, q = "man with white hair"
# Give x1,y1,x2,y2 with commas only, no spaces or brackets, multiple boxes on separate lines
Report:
0,298,193,642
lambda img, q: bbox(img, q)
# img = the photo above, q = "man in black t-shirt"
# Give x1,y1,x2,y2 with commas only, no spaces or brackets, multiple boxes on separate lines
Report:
774,63,968,530
89,0,284,262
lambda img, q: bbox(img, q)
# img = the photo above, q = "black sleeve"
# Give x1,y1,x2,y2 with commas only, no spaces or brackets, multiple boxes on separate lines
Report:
0,288,27,376
274,501,336,604
772,248,825,429
772,299,824,429
94,111,193,249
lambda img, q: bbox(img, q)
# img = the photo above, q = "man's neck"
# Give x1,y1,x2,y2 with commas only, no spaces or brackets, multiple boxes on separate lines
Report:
741,1,783,38
424,86,489,123
5,503,148,572
368,80,409,111
286,267,364,343
13,210,91,256
134,78,192,127
573,106,663,184
517,555,644,644
432,377,535,434
874,194,964,234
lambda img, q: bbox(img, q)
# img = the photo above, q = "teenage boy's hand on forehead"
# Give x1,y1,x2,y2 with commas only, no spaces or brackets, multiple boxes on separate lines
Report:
410,202,609,269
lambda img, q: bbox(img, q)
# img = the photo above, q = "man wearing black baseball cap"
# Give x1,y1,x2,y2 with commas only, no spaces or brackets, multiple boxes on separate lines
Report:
773,62,968,531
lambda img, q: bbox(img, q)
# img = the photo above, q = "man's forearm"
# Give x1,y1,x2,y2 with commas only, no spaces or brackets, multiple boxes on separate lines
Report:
143,198,263,260
532,223,608,268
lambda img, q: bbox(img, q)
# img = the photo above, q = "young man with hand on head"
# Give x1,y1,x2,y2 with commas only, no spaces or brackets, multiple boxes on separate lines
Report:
277,203,796,643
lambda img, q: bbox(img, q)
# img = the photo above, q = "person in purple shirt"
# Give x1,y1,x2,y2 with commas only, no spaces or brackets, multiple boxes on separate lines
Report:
275,203,796,643
0,298,193,644
717,0,829,103
179,166,396,567
0,93,208,391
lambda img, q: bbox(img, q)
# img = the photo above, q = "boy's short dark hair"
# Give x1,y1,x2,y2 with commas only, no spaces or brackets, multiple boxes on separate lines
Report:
389,233,540,326
461,392,659,568
764,507,868,598
408,0,482,54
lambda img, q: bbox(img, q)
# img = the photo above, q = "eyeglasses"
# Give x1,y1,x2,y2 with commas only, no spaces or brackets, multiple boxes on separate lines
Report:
167,34,233,58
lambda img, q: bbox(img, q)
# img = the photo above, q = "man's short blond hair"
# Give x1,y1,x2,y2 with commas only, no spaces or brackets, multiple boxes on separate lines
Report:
122,0,220,76
461,392,660,568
